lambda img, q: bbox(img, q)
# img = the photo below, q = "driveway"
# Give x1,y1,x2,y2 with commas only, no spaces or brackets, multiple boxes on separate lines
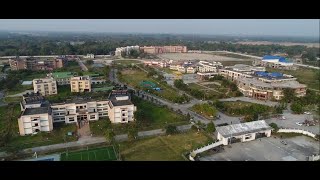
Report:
219,97,279,107
200,136,319,161
6,90,34,97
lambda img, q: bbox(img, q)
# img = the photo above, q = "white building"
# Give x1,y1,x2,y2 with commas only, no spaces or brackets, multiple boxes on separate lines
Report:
85,54,95,59
197,60,222,73
107,91,137,123
18,107,53,136
51,99,109,125
219,64,266,82
216,120,272,145
20,93,45,111
33,77,58,96
115,45,140,57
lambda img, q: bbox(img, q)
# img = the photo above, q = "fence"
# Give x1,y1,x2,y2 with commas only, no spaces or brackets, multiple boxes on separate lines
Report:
189,140,223,160
277,128,318,140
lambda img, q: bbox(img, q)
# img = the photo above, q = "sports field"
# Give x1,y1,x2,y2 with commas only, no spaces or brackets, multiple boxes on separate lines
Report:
60,146,118,161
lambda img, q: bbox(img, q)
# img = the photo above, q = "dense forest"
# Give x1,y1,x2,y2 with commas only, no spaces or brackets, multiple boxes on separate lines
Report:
0,32,318,61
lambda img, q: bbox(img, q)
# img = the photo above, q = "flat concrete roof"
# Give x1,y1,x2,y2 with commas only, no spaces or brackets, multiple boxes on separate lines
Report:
216,120,272,138
238,77,306,89
23,107,49,116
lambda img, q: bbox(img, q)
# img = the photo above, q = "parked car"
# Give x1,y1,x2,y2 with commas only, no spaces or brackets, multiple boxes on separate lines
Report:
280,140,287,145
295,122,303,126
304,112,311,115
280,116,286,120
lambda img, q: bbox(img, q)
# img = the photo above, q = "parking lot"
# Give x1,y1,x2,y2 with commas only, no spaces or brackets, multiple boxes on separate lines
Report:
199,136,319,161
264,111,319,134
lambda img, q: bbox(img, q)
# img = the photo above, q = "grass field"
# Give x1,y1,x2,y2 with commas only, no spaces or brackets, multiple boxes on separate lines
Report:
61,146,118,161
220,101,274,117
118,69,181,102
114,60,142,65
6,85,33,95
191,103,217,120
266,67,320,90
119,131,213,161
219,60,253,66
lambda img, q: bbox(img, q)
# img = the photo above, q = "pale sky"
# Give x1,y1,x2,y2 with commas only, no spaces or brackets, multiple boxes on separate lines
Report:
0,19,319,37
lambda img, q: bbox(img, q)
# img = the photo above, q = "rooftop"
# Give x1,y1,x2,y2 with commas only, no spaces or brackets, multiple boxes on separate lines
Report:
238,77,306,89
22,107,50,116
109,90,133,106
51,72,74,79
216,120,272,138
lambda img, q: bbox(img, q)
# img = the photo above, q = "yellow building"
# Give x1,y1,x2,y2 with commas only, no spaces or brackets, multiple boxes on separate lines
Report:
70,76,92,92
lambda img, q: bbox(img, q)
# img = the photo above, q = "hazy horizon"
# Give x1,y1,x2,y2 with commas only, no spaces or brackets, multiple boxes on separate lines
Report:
0,19,319,37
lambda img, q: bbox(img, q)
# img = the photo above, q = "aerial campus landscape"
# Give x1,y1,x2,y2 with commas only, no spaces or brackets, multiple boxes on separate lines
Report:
0,19,319,161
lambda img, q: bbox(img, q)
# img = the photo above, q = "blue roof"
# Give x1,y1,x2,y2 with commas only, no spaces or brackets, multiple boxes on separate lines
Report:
262,55,283,60
254,71,283,79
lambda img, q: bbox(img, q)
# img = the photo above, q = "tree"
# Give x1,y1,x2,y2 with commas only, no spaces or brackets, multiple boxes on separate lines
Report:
165,125,178,135
104,129,115,143
77,71,84,76
206,121,216,133
269,123,279,131
291,102,303,114
282,88,295,103
87,60,94,65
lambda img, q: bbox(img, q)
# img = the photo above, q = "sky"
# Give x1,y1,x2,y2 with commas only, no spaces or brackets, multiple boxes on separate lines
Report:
0,19,319,37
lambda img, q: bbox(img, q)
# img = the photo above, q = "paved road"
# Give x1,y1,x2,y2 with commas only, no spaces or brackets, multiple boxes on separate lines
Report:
76,58,88,71
264,111,319,134
219,97,279,107
6,90,34,97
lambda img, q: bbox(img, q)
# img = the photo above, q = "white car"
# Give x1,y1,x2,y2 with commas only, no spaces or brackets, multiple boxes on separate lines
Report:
280,116,286,120
304,112,311,115
295,122,303,126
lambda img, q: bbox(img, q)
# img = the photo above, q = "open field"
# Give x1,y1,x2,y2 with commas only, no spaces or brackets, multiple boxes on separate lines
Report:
60,146,117,161
118,69,182,102
219,101,274,117
119,131,213,161
219,60,253,66
235,41,320,48
113,59,142,65
158,53,252,61
191,103,217,120
266,67,319,90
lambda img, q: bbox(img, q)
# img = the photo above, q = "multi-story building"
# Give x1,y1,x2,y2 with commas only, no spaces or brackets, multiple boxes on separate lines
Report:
219,64,266,82
33,78,58,96
18,107,53,136
140,46,187,54
237,75,306,100
115,46,140,57
197,61,222,73
48,72,74,85
107,90,136,123
20,92,46,111
186,66,197,74
51,99,109,127
70,76,92,92
9,57,67,71
9,58,27,70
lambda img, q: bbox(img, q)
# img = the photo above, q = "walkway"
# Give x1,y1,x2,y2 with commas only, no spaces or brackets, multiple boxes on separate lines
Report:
6,90,34,97
219,97,279,107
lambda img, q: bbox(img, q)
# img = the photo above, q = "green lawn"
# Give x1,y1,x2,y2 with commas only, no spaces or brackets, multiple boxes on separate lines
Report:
266,67,320,90
162,68,176,74
191,103,217,120
119,69,182,102
23,73,47,81
132,97,189,131
187,83,225,99
60,146,117,161
3,96,22,103
6,85,33,95
89,118,110,136
119,131,212,161
220,101,274,117
207,52,254,59
114,60,141,65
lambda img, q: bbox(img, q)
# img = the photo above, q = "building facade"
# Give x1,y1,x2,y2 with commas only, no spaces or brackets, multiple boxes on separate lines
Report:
197,61,222,73
9,57,67,71
140,46,187,54
18,107,53,136
70,76,92,92
107,90,136,123
33,78,58,96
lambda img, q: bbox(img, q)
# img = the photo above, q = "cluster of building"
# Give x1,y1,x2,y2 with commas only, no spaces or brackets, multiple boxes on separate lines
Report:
18,90,137,136
115,45,140,57
219,64,306,100
115,45,187,57
253,55,297,70
9,56,67,71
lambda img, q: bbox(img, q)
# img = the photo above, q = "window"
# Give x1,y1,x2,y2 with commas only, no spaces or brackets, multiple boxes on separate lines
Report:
122,118,126,121
69,117,75,122
90,115,95,119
